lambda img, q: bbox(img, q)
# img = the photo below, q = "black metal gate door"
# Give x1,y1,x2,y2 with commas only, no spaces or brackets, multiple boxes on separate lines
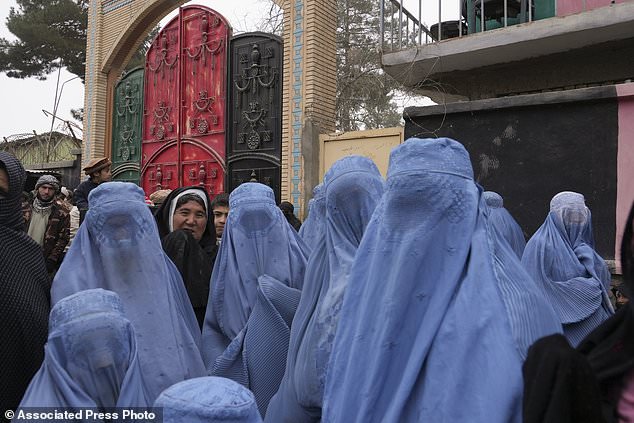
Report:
227,32,282,202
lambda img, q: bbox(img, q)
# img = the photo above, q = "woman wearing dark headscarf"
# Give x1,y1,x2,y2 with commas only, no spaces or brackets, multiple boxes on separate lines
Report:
322,138,562,423
202,183,309,416
0,152,50,417
155,187,218,328
266,156,384,422
280,201,302,232
51,182,206,403
19,289,151,409
522,191,614,347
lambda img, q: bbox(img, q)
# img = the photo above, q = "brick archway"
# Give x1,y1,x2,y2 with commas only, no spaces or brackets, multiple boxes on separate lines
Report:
84,0,336,213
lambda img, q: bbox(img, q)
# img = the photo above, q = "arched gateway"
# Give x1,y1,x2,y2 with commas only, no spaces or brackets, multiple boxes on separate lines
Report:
85,0,335,213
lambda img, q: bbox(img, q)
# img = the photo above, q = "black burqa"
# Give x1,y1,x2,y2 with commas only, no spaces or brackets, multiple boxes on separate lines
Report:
155,187,217,328
523,334,605,423
0,152,50,419
575,201,634,423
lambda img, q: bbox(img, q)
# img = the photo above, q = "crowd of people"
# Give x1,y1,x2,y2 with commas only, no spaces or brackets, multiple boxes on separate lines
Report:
1,136,633,422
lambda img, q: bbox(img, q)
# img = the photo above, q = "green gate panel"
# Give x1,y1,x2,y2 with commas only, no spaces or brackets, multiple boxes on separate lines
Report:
112,67,144,184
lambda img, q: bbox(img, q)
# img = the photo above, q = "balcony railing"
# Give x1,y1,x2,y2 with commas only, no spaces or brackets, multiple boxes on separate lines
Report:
380,0,544,52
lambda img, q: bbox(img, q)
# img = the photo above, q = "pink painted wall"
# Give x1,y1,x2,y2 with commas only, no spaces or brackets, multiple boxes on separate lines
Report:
615,82,634,272
557,0,630,17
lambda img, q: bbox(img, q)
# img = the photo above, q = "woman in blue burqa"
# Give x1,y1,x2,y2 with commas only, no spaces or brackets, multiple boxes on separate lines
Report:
18,288,151,410
484,191,526,258
522,191,614,347
322,138,562,423
155,376,262,423
51,182,206,402
266,156,384,423
298,184,325,251
202,182,309,417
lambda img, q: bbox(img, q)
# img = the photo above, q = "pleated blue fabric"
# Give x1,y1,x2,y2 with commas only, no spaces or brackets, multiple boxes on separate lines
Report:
522,191,614,347
51,182,206,402
202,183,308,415
298,184,325,250
19,289,151,409
484,191,526,258
155,376,262,423
322,138,562,423
266,156,384,423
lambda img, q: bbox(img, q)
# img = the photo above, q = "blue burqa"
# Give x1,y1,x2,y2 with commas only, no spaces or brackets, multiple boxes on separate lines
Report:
202,183,309,416
155,377,262,423
19,289,151,409
322,138,562,423
266,156,384,423
522,191,613,347
51,182,206,402
298,184,325,250
484,191,526,258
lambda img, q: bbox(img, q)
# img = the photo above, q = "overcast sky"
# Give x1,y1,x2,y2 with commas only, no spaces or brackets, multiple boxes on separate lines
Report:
0,0,268,139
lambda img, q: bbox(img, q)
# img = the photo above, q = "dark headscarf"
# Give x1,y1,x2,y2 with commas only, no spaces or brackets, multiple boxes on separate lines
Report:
0,152,50,416
576,201,634,422
280,201,302,232
155,187,217,256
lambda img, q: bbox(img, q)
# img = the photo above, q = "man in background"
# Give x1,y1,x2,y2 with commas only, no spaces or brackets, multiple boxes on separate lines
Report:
27,175,70,274
210,193,229,244
74,157,112,211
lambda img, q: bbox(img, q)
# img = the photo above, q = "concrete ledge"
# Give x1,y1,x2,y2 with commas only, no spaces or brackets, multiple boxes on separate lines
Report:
404,84,618,118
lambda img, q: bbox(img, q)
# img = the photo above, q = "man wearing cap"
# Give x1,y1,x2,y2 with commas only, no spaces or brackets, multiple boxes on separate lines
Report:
73,157,112,210
27,175,70,274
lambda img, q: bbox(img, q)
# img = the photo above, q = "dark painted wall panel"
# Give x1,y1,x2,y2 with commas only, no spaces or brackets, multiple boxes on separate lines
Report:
405,99,618,259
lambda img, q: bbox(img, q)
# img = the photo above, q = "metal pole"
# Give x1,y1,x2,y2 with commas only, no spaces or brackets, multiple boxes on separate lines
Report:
481,0,485,31
459,0,463,36
390,1,394,51
419,0,422,44
529,0,532,21
48,61,63,143
406,19,409,45
504,0,508,26
399,0,403,49
438,0,442,41
380,0,385,50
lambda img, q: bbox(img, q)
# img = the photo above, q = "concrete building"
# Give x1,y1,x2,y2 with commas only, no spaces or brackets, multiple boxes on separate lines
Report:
381,0,634,266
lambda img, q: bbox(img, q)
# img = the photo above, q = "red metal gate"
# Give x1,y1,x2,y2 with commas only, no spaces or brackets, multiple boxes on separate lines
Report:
141,5,231,196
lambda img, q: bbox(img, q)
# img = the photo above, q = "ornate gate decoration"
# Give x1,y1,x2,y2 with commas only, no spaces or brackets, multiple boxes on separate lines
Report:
227,33,283,203
111,67,144,183
141,5,230,196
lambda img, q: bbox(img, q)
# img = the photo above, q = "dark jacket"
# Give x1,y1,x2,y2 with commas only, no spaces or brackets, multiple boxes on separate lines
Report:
73,179,99,210
42,202,70,271
28,202,70,273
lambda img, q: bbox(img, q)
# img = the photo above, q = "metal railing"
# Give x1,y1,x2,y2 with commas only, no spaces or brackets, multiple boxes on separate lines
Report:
380,0,535,52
